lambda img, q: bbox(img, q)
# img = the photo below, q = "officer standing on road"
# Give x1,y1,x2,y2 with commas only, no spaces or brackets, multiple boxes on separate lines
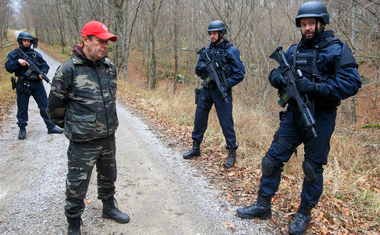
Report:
236,2,361,234
33,36,39,49
5,31,63,140
183,20,245,168
47,21,129,234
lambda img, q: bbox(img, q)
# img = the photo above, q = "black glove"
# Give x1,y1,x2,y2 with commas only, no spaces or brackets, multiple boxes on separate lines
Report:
197,62,208,73
269,68,286,89
196,62,209,79
296,78,321,95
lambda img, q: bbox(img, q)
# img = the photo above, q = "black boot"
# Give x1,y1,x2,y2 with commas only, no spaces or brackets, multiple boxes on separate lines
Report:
225,148,236,168
48,126,64,134
237,193,273,219
183,140,201,159
102,197,130,223
289,201,313,235
18,127,26,140
67,217,81,235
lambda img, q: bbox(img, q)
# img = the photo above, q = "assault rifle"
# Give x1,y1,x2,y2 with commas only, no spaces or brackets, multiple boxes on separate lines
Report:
17,48,51,85
197,47,228,103
269,46,318,138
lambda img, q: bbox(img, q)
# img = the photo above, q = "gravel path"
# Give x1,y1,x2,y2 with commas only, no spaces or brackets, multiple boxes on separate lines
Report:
0,34,273,235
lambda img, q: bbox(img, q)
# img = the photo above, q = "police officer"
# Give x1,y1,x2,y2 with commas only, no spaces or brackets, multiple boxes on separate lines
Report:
183,20,245,168
237,2,361,234
33,36,39,49
5,32,63,140
47,21,129,234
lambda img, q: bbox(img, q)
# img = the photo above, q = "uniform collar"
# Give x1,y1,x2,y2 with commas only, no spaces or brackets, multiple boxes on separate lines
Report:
72,44,106,65
209,39,229,48
299,30,335,49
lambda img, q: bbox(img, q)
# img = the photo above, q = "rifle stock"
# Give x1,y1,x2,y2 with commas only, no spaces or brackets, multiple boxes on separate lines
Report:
197,47,228,103
17,49,51,85
270,46,318,138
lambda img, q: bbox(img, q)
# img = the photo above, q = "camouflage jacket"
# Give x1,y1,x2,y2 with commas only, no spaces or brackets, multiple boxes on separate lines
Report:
47,44,118,142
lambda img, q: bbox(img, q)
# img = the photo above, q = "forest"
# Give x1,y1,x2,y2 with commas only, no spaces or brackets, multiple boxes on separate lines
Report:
0,0,379,234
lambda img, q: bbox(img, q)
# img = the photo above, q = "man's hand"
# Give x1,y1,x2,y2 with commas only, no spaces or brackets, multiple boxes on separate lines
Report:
269,68,286,89
198,62,208,73
296,78,321,95
18,59,29,67
196,62,209,79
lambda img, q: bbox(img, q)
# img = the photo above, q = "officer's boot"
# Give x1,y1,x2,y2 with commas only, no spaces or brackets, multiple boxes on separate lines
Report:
102,197,130,223
288,201,313,235
236,193,273,219
225,148,237,168
18,127,26,140
183,140,201,159
67,217,82,235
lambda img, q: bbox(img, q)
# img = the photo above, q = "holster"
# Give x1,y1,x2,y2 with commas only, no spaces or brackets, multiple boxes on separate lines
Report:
11,77,16,90
195,88,202,105
16,78,31,95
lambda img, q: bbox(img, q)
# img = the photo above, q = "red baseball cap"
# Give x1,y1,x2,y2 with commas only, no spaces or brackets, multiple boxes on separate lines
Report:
81,21,117,42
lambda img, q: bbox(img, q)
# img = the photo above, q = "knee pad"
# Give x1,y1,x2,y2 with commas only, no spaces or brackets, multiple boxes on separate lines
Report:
302,160,323,184
262,154,284,177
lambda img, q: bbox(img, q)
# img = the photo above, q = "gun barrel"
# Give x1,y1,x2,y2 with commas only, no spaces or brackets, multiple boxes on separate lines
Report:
42,74,52,84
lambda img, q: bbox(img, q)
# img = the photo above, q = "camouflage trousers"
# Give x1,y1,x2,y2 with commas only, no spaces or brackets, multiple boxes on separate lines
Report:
64,133,117,218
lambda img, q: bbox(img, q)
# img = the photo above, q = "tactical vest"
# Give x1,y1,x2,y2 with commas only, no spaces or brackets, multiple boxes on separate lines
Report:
292,36,358,109
18,50,41,81
208,41,233,80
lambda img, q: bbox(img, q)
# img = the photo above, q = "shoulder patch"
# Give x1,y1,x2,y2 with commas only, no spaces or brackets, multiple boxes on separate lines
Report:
56,82,62,91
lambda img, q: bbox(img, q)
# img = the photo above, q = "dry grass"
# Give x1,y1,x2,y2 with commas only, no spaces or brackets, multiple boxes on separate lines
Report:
0,30,18,122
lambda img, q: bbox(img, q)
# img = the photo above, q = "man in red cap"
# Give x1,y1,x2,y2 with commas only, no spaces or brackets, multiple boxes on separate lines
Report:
47,21,129,234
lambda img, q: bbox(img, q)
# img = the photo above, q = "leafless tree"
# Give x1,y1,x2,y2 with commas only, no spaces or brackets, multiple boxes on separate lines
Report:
0,0,12,46
9,0,379,123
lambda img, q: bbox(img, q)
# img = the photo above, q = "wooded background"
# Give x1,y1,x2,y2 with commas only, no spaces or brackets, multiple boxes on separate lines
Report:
1,0,379,123
1,1,379,233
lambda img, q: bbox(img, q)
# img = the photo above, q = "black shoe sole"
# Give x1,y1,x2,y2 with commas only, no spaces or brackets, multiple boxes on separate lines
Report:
225,162,235,168
102,214,130,224
48,131,63,134
236,210,272,219
183,153,200,159
288,230,306,235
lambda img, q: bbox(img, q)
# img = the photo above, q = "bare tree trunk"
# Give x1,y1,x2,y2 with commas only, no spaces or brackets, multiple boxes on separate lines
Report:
374,70,379,109
149,0,162,90
55,0,66,53
146,43,151,88
149,0,157,89
350,0,357,123
173,0,179,94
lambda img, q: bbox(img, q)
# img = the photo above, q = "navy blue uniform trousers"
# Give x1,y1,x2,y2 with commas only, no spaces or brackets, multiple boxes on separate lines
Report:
16,80,55,129
259,109,336,207
192,87,237,149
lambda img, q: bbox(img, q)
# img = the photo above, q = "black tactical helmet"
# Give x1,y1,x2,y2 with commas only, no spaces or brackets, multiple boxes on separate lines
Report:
207,21,227,35
17,32,33,42
295,1,329,27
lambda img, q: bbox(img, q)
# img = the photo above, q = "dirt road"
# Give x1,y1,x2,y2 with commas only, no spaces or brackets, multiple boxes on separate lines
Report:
0,35,271,234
